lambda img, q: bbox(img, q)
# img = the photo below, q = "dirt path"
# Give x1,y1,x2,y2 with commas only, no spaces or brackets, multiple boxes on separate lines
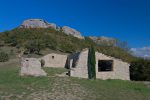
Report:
27,77,89,100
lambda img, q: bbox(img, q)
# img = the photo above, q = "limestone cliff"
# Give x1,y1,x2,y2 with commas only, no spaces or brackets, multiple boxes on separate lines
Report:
19,19,84,39
62,26,84,39
19,19,57,29
89,36,117,46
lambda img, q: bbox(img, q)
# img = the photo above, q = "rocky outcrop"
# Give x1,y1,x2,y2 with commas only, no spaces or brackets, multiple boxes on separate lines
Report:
19,19,84,39
89,36,117,46
19,19,57,29
20,58,47,76
62,26,84,39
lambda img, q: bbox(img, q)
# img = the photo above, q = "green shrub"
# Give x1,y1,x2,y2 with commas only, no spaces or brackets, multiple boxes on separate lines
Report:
130,59,150,81
0,52,9,62
40,59,45,67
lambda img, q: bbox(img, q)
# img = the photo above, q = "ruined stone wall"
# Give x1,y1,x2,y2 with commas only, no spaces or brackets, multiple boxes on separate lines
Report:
20,58,47,76
69,49,89,78
69,49,130,80
95,52,130,80
67,52,80,68
40,53,68,68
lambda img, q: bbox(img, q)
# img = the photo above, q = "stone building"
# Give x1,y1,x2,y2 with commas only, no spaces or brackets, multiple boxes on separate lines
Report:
67,49,130,80
40,53,68,68
20,49,130,80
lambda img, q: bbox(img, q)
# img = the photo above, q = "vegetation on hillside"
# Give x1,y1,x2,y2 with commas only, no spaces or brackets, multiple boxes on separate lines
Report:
0,28,135,62
0,51,9,62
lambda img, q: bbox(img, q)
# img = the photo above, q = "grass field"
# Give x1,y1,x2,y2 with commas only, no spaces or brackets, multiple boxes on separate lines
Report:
0,60,150,100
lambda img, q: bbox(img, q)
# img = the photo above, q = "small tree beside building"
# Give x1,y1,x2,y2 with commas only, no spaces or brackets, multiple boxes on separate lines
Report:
88,45,96,79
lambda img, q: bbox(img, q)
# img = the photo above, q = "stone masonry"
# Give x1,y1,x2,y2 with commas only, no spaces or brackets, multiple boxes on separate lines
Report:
20,49,130,80
40,53,68,68
68,49,130,80
68,49,89,78
95,52,130,80
20,58,47,76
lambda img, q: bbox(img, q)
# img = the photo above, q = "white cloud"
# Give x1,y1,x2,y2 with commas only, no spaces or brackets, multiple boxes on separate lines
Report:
130,46,150,58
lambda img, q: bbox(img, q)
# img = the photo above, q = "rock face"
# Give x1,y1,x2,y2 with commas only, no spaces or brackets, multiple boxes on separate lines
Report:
62,26,84,39
19,19,84,39
19,19,57,29
20,58,47,76
89,36,117,46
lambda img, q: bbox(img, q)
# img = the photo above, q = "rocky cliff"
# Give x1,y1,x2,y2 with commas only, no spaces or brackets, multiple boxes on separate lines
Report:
19,19,57,29
62,26,84,39
19,19,84,39
89,36,117,46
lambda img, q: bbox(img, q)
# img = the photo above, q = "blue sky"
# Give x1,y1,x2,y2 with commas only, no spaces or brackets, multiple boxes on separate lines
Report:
0,0,150,48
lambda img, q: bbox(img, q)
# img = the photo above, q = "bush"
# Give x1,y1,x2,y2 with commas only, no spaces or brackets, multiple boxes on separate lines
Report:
40,59,45,67
0,52,9,62
130,59,150,81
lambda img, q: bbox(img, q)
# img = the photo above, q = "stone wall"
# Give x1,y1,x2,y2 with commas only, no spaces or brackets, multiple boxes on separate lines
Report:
69,49,130,80
20,58,47,76
95,52,130,80
69,49,89,78
40,53,68,68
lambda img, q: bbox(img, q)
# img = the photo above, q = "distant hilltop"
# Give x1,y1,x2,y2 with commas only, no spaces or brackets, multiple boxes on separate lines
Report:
89,36,117,46
19,19,84,39
19,19,119,46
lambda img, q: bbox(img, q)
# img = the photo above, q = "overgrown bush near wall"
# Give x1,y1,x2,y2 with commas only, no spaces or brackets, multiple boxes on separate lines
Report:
40,59,45,67
0,51,9,62
130,58,150,81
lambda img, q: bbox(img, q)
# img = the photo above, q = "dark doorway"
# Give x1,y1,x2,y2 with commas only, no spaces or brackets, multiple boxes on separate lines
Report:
98,60,113,72
52,56,54,59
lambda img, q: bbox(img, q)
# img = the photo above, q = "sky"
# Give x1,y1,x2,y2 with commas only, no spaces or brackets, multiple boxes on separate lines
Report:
0,0,150,49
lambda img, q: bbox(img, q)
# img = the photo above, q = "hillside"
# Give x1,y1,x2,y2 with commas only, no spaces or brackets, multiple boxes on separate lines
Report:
0,28,135,62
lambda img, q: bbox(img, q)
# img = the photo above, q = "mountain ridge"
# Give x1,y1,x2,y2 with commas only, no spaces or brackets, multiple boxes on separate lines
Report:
19,19,84,39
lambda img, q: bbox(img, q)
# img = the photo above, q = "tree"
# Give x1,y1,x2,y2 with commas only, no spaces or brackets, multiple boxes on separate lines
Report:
130,59,150,81
88,45,96,79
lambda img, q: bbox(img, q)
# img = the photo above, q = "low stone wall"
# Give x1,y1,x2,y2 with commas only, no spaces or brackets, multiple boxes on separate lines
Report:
20,58,47,76
40,53,68,68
